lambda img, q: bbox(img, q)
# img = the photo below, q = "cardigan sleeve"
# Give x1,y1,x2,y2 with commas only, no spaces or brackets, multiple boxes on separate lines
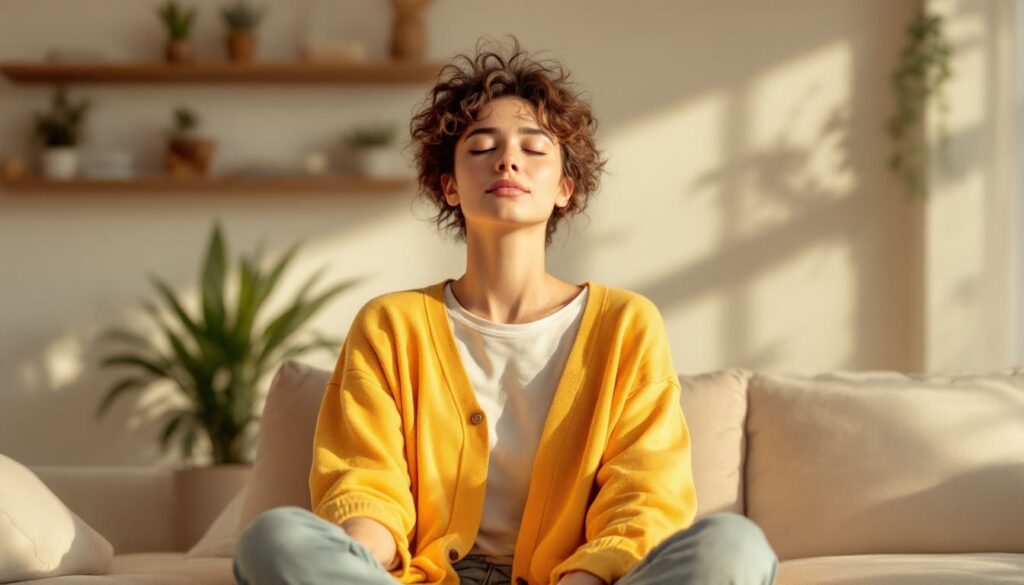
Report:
308,304,416,578
549,305,698,585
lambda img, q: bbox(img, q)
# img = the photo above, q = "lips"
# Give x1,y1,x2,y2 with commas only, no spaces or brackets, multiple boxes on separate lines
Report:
487,179,529,193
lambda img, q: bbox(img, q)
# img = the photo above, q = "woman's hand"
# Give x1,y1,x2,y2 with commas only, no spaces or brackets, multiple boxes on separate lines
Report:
341,516,399,570
556,570,607,585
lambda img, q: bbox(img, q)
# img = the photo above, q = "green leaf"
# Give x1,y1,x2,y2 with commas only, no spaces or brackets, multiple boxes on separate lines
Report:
96,376,153,418
95,327,151,347
252,241,302,309
148,274,226,365
256,277,358,367
101,353,172,379
201,223,229,345
230,254,259,361
159,411,190,452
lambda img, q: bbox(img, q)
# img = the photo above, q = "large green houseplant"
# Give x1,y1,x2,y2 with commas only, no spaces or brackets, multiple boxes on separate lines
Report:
96,222,359,464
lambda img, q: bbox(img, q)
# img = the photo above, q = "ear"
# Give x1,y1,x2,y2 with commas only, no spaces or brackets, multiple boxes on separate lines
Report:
557,177,575,208
441,173,460,206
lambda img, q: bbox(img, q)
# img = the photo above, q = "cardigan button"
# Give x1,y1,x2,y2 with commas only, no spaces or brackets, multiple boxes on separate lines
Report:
470,412,484,425
448,549,459,561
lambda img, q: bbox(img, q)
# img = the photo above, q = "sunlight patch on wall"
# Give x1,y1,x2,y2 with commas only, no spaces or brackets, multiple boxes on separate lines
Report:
39,334,84,390
748,241,854,370
597,91,727,287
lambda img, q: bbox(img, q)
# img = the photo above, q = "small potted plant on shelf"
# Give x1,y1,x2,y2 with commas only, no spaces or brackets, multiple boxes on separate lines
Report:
166,106,216,176
33,85,90,180
221,0,266,63
343,121,408,178
158,0,198,64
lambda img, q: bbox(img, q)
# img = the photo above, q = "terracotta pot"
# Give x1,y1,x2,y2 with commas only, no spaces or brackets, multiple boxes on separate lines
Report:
165,39,195,64
390,0,431,61
227,32,258,63
1,154,27,180
175,464,252,549
167,137,216,176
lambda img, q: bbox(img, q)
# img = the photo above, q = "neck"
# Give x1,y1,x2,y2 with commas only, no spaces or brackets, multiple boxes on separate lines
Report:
452,225,567,324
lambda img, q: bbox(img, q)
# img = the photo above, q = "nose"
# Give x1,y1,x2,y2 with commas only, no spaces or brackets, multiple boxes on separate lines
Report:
495,149,519,173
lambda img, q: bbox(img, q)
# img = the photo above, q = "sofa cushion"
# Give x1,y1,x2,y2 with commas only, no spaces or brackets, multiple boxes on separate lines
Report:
31,466,178,553
238,360,331,531
0,453,113,583
186,483,247,559
777,552,1024,585
678,368,750,518
746,369,1024,561
5,553,233,585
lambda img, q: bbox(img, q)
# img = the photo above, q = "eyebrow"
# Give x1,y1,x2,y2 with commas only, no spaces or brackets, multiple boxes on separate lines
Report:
463,126,554,143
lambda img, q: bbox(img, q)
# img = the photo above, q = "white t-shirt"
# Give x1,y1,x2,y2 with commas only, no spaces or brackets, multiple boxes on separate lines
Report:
443,281,590,565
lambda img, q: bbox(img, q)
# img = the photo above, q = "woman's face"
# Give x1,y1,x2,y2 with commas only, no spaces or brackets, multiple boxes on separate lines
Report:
442,96,574,238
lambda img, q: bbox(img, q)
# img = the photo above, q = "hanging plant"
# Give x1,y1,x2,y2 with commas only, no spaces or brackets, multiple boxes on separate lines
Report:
886,9,954,198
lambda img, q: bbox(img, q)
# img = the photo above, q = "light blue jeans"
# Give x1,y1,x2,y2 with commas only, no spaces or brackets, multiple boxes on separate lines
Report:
233,506,779,585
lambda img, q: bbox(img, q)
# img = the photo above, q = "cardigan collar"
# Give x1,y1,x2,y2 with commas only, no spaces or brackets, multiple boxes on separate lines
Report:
420,277,607,419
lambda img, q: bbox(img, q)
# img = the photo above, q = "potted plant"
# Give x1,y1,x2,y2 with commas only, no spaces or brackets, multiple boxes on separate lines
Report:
343,121,408,178
158,0,198,64
95,221,360,467
33,86,90,180
165,106,216,176
221,0,266,63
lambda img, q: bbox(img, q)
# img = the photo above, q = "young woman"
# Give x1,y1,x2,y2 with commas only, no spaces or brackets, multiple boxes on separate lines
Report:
234,37,779,585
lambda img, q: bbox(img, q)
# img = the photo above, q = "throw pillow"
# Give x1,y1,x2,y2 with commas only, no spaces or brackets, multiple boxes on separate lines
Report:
186,482,248,558
678,368,751,519
238,360,331,531
0,453,113,583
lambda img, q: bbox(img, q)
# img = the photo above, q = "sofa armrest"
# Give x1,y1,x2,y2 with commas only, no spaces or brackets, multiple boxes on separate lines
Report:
32,466,179,553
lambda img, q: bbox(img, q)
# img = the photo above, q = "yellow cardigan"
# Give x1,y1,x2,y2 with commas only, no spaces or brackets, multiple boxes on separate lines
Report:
309,279,697,585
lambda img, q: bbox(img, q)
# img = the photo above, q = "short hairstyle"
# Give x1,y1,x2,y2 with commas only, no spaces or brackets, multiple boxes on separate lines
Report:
409,35,608,247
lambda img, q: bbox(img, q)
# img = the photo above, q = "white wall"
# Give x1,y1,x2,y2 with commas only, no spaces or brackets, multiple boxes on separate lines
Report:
0,0,931,465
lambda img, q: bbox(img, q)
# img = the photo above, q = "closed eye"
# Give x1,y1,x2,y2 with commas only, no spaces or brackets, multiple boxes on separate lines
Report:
469,148,546,156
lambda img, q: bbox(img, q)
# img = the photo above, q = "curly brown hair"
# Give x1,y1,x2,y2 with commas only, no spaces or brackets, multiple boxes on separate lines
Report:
409,35,607,247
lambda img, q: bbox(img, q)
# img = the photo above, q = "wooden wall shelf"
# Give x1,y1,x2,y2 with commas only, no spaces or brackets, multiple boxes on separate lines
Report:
0,61,444,84
0,174,416,194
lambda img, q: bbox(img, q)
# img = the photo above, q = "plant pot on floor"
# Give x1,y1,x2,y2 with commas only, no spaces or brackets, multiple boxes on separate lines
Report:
41,147,80,180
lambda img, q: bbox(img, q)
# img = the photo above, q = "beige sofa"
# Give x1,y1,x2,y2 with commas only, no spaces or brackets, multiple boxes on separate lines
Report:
12,361,1024,584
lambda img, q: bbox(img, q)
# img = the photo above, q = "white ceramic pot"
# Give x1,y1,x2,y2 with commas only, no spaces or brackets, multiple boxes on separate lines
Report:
42,147,80,180
351,145,408,178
